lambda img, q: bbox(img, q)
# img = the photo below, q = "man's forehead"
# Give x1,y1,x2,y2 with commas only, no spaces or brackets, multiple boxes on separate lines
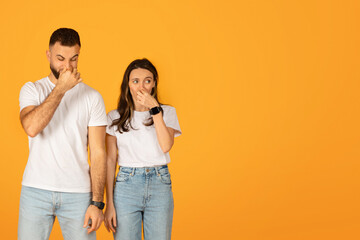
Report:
49,42,80,54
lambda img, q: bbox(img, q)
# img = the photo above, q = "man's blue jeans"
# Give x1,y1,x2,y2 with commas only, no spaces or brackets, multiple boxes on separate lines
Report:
113,165,174,240
18,186,96,240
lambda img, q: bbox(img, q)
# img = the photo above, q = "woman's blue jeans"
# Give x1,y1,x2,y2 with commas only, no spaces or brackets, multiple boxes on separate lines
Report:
113,165,174,240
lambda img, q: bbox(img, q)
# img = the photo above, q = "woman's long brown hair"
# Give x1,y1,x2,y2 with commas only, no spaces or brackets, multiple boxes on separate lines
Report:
111,58,162,133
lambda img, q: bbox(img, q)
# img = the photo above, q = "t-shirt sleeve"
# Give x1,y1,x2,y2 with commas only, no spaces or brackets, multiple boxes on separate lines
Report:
19,82,39,112
163,106,182,137
106,111,116,136
88,92,107,126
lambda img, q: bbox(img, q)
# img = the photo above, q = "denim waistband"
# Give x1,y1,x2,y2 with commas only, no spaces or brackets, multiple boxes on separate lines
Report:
119,165,168,176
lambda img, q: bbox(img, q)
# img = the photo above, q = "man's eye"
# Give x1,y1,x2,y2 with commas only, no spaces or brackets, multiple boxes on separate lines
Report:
70,58,77,62
57,58,64,61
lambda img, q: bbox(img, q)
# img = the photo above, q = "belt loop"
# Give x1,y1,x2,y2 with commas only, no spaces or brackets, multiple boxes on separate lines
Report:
155,167,159,176
131,167,135,176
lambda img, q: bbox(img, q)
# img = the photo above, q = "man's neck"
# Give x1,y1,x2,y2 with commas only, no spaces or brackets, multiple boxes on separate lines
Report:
48,73,57,85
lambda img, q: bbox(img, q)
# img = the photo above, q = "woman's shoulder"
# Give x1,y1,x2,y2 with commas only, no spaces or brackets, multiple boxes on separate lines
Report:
107,109,120,120
161,104,176,112
161,105,179,119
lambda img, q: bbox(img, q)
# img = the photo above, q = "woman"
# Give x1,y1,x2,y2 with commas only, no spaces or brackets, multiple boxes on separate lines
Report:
104,58,181,240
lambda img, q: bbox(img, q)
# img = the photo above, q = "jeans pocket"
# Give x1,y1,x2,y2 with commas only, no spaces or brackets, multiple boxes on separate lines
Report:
158,168,172,185
160,174,171,184
116,172,130,182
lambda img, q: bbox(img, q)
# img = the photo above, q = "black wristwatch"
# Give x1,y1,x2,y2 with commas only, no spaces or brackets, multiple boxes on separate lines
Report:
149,106,162,116
90,201,105,210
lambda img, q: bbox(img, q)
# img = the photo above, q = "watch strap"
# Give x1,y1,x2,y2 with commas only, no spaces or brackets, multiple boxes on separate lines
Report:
90,201,105,210
149,106,162,115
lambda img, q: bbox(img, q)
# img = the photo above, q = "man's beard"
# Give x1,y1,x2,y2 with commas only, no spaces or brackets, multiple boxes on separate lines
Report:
50,65,60,79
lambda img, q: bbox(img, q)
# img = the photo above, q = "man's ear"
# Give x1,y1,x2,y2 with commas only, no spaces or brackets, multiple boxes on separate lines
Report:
46,49,50,62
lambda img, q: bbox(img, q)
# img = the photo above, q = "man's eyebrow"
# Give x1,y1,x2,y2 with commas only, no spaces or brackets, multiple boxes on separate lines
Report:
55,54,79,59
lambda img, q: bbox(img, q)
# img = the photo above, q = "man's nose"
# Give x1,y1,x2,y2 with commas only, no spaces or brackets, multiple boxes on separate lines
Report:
64,61,71,71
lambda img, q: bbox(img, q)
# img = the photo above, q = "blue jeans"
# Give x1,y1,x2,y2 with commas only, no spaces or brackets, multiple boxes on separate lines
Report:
113,165,174,240
18,186,96,240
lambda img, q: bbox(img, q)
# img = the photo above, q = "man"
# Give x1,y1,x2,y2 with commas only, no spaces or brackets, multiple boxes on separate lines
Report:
18,28,107,240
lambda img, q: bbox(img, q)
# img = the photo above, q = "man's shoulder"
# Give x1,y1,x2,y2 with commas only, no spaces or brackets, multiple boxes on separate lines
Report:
78,83,102,97
20,77,49,93
32,77,50,86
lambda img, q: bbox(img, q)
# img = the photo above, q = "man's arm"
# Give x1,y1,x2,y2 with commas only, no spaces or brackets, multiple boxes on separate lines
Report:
83,125,106,233
20,68,81,137
21,87,65,137
89,125,107,201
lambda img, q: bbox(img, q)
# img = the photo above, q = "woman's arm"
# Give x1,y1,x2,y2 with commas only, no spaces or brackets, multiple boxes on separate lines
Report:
153,112,176,153
136,90,176,153
104,134,118,232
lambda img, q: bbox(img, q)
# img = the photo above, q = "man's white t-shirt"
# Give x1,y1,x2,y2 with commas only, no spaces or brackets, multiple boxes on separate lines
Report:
19,77,107,192
106,106,181,167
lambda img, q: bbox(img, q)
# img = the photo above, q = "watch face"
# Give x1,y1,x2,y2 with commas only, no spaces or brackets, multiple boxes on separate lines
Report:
91,201,105,210
150,106,162,115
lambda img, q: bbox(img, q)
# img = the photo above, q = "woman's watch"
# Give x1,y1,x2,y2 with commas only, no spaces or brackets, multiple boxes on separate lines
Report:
149,106,162,116
90,201,105,210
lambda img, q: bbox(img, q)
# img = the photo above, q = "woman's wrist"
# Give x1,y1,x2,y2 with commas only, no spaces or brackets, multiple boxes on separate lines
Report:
149,105,162,116
150,100,159,108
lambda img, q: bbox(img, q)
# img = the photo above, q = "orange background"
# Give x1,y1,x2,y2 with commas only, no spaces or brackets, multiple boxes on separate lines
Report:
1,0,360,239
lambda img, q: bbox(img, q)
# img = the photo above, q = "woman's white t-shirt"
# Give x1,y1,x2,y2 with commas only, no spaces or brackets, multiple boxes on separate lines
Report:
106,105,181,167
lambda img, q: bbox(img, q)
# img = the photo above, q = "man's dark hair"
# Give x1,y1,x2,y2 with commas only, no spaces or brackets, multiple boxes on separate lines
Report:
49,28,81,47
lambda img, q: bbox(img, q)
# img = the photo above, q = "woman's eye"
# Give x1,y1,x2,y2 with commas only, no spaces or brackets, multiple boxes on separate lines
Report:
133,80,138,83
